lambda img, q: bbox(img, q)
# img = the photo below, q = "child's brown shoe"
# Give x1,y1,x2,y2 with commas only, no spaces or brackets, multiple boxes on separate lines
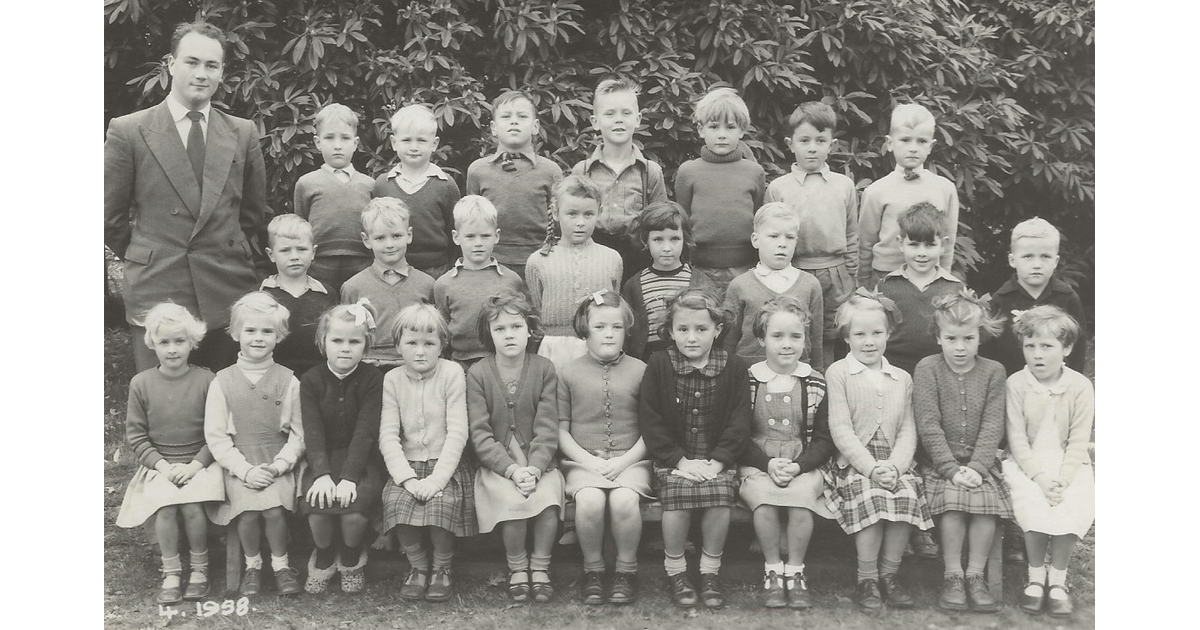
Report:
425,567,453,602
879,573,914,608
785,571,813,609
183,570,209,601
157,573,183,606
965,574,997,613
239,567,261,597
667,572,698,608
275,567,301,596
760,571,786,608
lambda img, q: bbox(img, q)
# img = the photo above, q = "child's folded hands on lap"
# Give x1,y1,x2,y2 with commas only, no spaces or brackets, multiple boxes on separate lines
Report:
335,479,358,507
244,465,275,489
307,474,337,508
767,457,795,486
673,457,710,482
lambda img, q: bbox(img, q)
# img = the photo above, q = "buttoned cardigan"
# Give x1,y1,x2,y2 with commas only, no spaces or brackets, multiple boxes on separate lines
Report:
467,354,560,476
379,359,468,488
912,355,1006,480
825,355,917,476
1005,366,1094,484
299,362,383,483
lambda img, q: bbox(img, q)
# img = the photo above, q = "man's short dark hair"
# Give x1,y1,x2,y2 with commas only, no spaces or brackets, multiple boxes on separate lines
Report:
170,21,228,60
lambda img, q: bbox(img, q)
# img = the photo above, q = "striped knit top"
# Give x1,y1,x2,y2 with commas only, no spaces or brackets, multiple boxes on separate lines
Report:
525,239,622,336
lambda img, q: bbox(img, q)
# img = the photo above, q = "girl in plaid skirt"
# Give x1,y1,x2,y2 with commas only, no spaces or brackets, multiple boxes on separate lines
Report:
379,304,478,602
824,291,933,614
913,291,1013,613
299,301,385,595
639,288,752,609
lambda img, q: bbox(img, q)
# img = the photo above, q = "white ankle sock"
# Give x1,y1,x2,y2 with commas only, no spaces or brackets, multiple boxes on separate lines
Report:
764,561,784,576
784,563,804,577
1024,564,1046,596
271,554,289,571
1047,567,1068,599
244,554,263,570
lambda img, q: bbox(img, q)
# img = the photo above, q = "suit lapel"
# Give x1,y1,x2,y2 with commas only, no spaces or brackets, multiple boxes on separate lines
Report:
142,101,201,218
192,110,238,239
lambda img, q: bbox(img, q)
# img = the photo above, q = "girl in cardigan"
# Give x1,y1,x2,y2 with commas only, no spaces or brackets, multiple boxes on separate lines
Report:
467,292,564,602
737,296,835,610
299,300,384,595
557,291,650,605
1001,305,1093,617
380,304,477,602
526,175,622,369
824,290,932,614
621,201,713,360
913,290,1012,613
204,292,305,597
638,288,751,609
116,303,222,605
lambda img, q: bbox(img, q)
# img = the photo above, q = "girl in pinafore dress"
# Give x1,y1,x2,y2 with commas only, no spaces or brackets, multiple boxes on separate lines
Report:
639,288,751,609
913,290,1013,613
824,289,933,614
468,292,565,602
204,292,305,597
526,175,622,369
557,291,650,605
298,300,384,595
737,296,835,610
1001,305,1094,617
379,304,477,603
116,303,223,605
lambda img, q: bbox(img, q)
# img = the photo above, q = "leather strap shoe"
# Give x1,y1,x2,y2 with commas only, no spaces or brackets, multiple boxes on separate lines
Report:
1046,584,1073,616
1018,581,1045,614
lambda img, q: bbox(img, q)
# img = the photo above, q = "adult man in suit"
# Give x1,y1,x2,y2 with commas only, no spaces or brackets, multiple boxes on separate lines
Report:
105,21,270,372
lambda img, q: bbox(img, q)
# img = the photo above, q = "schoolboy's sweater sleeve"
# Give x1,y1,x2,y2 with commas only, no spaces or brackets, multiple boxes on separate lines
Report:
205,379,253,481
1064,292,1089,374
966,363,1006,479
1059,374,1095,485
527,363,560,474
1005,375,1041,479
826,363,878,475
293,175,311,221
379,370,419,485
844,181,860,282
886,375,918,472
940,181,959,272
857,186,882,286
467,366,518,477
442,180,462,262
465,161,481,196
795,379,836,473
125,375,163,470
913,360,958,479
709,357,751,467
299,372,331,479
428,363,469,488
751,164,766,211
342,369,382,483
638,354,686,467
722,280,745,352
271,377,305,473
674,163,694,215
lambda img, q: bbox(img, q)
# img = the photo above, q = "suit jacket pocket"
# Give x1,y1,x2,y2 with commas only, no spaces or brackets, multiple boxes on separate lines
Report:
124,243,153,265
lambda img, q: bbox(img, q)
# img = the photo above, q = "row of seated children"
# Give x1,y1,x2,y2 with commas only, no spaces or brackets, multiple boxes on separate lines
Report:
118,273,1091,617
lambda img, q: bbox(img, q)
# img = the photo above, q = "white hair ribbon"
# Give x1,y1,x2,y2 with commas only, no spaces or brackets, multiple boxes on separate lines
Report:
348,298,377,330
592,291,606,306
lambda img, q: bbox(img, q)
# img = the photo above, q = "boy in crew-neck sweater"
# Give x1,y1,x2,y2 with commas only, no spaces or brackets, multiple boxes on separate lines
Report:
674,87,766,301
293,103,375,293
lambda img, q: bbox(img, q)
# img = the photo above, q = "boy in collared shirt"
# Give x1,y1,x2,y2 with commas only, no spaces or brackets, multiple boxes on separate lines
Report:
373,104,462,279
876,203,964,376
434,196,529,371
466,90,563,281
571,77,669,281
294,103,376,293
341,198,435,371
766,101,859,371
982,217,1088,375
260,214,339,376
858,103,960,290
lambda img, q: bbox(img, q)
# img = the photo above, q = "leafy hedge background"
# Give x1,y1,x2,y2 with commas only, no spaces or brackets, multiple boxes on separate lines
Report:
104,0,1094,321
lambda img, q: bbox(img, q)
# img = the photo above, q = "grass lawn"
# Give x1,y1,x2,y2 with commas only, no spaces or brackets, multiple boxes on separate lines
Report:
102,328,1095,629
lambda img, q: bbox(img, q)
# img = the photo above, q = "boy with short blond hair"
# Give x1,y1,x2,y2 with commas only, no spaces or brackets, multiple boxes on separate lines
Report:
723,203,823,368
876,202,964,376
982,217,1087,374
340,198,435,369
434,195,528,368
766,101,859,371
294,103,376,293
571,77,669,280
260,213,338,376
373,104,462,279
675,87,767,301
466,90,563,280
858,103,960,289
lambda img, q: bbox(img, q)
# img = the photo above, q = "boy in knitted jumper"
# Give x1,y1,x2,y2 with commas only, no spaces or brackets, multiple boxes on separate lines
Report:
434,195,528,371
373,104,462,279
466,90,563,281
674,87,766,301
876,203,964,376
723,203,823,369
858,103,959,290
293,103,375,293
766,102,859,371
260,214,338,377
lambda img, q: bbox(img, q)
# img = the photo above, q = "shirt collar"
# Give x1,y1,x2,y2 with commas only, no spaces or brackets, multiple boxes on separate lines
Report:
166,94,211,125
995,274,1073,296
581,144,648,173
844,354,904,380
260,274,329,294
326,363,358,380
885,265,960,284
790,162,831,182
754,262,800,279
490,147,538,163
893,164,930,178
386,162,449,181
321,163,358,177
587,351,626,368
373,259,410,277
449,257,503,277
1019,365,1070,395
749,360,812,383
668,345,728,377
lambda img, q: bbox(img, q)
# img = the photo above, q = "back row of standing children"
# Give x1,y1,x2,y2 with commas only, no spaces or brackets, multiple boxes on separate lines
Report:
118,76,1093,616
